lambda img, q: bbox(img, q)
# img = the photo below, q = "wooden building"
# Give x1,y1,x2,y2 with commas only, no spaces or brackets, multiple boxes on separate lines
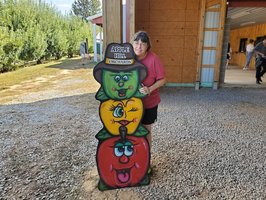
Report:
101,0,266,89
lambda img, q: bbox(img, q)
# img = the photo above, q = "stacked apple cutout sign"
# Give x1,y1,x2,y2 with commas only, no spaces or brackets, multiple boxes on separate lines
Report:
93,43,151,190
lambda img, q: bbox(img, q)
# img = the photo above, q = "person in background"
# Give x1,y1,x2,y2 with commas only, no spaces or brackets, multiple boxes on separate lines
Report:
254,36,266,84
226,43,232,69
243,39,254,70
80,41,86,65
132,31,166,153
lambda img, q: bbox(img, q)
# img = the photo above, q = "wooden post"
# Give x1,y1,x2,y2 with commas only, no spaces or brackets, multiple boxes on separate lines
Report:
195,0,206,85
213,0,227,85
126,0,135,42
93,23,97,62
103,0,122,49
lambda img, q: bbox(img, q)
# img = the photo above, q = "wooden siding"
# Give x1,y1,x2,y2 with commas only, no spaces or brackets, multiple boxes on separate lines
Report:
135,0,200,83
230,23,266,69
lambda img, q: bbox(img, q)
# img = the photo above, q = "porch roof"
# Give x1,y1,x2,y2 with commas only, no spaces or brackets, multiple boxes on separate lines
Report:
87,13,102,27
228,0,266,7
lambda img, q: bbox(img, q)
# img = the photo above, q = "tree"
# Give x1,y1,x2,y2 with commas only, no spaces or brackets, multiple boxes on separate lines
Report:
0,0,93,72
72,0,101,21
19,25,47,62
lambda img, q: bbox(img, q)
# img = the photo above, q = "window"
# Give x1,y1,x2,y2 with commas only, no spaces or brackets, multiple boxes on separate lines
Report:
239,38,248,52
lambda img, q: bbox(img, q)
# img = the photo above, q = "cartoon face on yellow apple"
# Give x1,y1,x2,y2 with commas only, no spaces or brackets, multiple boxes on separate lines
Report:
100,98,143,135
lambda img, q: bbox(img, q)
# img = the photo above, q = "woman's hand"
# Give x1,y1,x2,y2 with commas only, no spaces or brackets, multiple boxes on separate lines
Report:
139,85,150,95
139,78,167,96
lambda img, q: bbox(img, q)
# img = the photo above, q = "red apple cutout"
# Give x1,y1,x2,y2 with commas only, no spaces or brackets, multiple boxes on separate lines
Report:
96,135,150,189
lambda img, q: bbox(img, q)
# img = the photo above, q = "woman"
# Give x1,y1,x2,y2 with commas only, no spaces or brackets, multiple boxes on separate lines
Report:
226,43,232,69
243,39,254,70
132,31,166,150
79,41,86,65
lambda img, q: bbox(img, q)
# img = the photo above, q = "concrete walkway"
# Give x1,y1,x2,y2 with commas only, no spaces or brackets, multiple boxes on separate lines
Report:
223,65,266,88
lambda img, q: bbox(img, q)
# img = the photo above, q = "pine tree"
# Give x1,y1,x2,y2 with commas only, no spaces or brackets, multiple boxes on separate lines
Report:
72,0,101,21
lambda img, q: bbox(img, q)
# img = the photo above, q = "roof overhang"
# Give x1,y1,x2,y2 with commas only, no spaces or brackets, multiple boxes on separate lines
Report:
228,0,266,7
87,13,103,27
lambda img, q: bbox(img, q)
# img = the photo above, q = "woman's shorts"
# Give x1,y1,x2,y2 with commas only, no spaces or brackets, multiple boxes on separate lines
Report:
141,105,158,125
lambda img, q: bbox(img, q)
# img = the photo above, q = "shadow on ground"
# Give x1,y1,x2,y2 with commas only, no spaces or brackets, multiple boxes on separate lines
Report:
46,57,97,70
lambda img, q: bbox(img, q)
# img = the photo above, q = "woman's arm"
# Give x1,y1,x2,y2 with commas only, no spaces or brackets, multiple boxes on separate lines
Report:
148,78,167,93
139,78,166,95
254,50,266,57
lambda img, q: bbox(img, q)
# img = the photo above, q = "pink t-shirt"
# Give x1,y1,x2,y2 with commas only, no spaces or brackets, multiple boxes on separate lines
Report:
139,51,165,109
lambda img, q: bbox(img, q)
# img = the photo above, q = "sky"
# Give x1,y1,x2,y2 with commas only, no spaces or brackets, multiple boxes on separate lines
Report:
44,0,73,15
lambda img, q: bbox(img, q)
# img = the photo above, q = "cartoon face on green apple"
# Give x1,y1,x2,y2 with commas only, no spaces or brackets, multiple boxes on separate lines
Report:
102,70,139,100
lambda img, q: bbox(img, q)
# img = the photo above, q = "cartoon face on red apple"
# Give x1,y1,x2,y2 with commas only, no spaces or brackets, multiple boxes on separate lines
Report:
97,135,150,188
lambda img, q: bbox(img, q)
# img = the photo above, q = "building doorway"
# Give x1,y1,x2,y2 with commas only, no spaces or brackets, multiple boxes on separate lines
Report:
223,2,266,87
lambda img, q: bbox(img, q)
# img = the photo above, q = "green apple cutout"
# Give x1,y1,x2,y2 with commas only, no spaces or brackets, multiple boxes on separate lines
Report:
102,70,139,99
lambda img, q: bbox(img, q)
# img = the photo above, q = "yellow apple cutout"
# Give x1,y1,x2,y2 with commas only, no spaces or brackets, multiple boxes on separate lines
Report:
100,97,143,135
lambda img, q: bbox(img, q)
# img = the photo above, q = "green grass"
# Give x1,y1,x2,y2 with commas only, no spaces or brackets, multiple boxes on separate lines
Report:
0,56,99,104
0,56,97,90
0,60,63,90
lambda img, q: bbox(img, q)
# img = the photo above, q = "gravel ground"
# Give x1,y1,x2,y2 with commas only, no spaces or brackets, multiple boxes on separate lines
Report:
0,86,266,199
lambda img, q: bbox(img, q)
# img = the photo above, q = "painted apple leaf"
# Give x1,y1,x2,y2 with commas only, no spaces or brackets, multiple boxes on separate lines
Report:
95,128,112,140
139,174,150,186
134,125,149,137
98,179,112,191
95,87,109,101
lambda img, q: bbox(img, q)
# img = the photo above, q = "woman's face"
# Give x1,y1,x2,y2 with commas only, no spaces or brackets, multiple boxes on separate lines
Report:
133,40,148,58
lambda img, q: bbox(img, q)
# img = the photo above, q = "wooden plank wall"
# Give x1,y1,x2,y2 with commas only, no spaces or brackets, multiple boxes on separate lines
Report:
135,0,201,83
230,23,266,69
